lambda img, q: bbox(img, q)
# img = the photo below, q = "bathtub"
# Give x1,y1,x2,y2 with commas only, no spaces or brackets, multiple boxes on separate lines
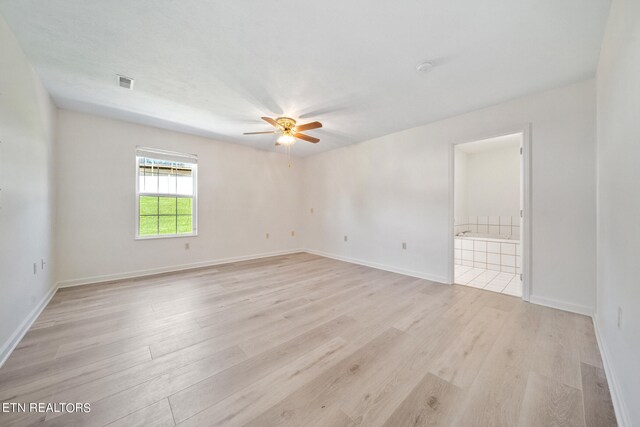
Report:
454,233,521,274
455,232,519,243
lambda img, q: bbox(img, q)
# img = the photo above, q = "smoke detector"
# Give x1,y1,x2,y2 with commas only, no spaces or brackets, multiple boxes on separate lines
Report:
415,62,433,73
116,74,134,89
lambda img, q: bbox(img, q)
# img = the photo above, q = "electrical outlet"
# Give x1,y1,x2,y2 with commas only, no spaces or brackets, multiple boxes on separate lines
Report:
291,231,295,237
185,243,190,250
618,306,622,329
344,235,348,242
310,208,314,214
33,263,37,275
266,233,270,239
41,259,46,269
402,242,407,250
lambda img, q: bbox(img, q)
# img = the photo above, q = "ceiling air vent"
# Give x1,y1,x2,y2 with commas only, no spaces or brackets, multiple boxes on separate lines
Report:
116,74,134,90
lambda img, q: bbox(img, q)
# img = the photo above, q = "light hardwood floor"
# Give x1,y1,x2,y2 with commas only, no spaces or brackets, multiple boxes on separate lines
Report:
0,253,616,426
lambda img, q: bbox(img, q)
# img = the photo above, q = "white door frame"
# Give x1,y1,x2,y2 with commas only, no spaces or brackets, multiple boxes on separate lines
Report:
448,124,532,301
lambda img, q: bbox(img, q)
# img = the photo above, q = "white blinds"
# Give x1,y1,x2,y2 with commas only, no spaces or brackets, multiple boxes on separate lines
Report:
136,147,198,164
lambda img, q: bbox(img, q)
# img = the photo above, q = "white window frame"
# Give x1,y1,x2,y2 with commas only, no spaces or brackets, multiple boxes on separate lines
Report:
135,147,198,240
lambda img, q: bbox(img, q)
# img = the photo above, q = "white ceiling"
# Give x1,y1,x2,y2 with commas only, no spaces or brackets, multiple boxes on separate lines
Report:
0,0,610,156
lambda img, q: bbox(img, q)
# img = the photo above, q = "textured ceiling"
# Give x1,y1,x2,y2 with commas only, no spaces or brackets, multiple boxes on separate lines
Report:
0,0,610,156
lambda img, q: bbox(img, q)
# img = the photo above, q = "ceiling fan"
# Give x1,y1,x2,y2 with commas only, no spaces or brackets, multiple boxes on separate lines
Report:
244,117,322,146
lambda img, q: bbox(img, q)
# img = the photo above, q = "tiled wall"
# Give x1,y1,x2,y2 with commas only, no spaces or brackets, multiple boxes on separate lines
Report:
454,215,520,238
454,237,521,274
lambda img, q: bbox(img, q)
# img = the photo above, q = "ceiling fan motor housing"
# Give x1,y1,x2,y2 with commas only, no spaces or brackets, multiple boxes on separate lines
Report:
244,116,321,145
275,117,296,131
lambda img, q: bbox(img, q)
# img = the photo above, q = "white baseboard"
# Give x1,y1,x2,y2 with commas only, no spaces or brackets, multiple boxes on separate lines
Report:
528,295,594,316
0,283,59,368
306,250,597,318
4,247,606,395
304,248,450,284
1,249,304,367
57,248,305,288
593,316,631,427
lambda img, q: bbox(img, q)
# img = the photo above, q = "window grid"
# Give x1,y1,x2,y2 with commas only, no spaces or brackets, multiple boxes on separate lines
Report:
136,154,196,238
138,197,192,235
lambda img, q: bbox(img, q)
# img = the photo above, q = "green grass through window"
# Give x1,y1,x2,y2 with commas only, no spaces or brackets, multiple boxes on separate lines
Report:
139,196,193,236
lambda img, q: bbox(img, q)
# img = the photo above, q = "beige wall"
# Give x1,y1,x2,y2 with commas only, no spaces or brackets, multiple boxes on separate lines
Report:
465,143,521,219
301,79,597,314
55,110,302,285
0,16,57,364
595,0,640,424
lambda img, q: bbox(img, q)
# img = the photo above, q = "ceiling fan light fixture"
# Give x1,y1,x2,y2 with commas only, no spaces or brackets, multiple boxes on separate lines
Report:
416,61,433,73
244,116,320,166
277,131,296,145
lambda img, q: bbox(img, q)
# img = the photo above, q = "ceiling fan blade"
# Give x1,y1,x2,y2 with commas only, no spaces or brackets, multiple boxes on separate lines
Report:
294,121,322,132
243,131,275,135
294,133,320,143
261,117,280,128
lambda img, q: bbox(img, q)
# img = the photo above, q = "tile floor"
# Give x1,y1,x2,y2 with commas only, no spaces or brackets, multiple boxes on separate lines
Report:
454,264,522,297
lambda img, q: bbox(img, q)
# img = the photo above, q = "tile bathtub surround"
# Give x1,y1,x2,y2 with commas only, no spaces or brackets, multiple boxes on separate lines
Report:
454,215,520,238
454,237,521,274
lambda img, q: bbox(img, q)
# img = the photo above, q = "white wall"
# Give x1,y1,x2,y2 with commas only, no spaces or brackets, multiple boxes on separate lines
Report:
453,150,468,221
55,110,302,286
595,0,639,424
301,80,597,313
465,144,521,219
0,16,56,363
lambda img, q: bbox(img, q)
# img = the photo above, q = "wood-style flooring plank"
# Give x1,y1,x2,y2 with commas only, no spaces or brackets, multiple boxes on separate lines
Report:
243,327,419,427
105,398,175,427
43,346,246,426
168,315,359,424
518,372,585,427
581,362,617,427
428,306,508,388
575,315,604,369
176,337,354,426
381,372,463,427
531,307,582,390
0,253,614,427
452,302,542,426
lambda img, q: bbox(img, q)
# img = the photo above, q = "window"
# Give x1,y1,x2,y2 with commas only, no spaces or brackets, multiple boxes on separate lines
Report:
135,148,197,238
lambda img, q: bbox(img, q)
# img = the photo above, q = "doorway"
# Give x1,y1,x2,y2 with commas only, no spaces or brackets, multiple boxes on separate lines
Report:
450,130,530,300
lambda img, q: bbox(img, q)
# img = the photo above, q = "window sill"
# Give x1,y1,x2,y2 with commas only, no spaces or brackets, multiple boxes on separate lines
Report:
135,233,198,241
